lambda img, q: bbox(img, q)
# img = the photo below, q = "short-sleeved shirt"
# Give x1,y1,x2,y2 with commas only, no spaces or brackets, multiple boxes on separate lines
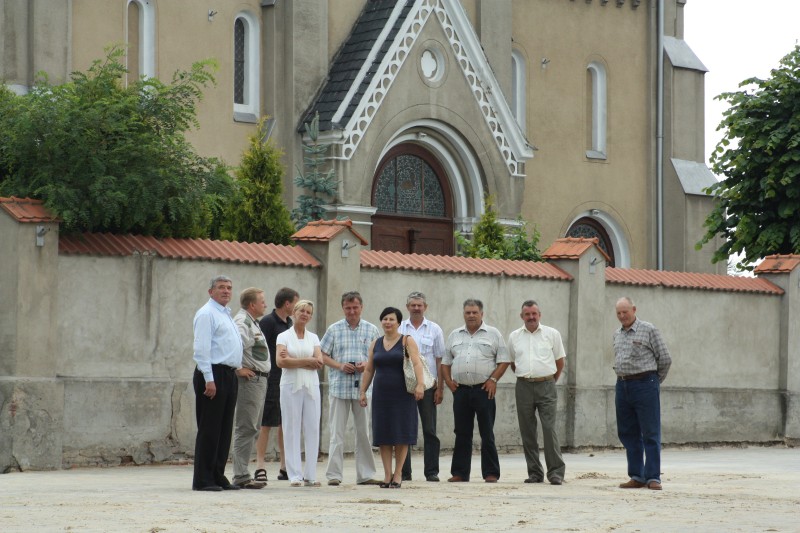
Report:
399,317,445,378
320,318,379,399
508,324,566,379
613,318,671,383
234,309,270,374
444,322,510,385
192,299,243,382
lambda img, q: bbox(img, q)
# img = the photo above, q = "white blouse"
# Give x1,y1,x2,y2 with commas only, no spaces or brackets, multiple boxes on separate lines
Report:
276,327,321,392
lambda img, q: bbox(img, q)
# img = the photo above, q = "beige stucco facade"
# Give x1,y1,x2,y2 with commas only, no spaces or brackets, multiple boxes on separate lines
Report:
1,0,721,272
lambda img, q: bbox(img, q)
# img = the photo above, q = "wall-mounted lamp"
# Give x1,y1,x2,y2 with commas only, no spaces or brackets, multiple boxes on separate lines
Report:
341,239,358,258
36,225,50,247
589,256,599,274
208,10,218,22
541,58,551,70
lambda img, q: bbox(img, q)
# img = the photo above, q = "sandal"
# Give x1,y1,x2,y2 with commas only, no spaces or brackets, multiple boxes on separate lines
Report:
389,481,401,489
277,469,289,481
379,481,391,488
304,480,321,487
253,469,268,483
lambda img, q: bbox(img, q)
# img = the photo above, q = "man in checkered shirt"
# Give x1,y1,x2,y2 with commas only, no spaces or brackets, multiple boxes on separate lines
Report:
613,296,671,491
321,291,380,486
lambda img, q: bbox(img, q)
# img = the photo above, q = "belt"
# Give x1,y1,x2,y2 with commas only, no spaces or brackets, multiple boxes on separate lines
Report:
519,375,554,382
457,383,485,388
617,371,655,381
246,368,269,378
208,364,236,373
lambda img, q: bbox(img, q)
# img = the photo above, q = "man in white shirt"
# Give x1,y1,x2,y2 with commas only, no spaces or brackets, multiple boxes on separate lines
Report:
192,275,243,491
398,291,446,482
508,300,566,485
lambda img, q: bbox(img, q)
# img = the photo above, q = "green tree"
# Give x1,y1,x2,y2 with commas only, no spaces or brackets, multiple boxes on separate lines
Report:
221,118,295,244
0,46,234,238
291,112,338,228
697,45,800,268
456,196,542,261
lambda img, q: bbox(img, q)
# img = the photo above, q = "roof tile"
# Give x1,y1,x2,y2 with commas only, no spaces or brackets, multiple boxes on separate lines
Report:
542,237,612,263
361,250,573,281
754,255,800,274
59,233,320,268
0,196,60,223
292,219,369,246
606,267,783,295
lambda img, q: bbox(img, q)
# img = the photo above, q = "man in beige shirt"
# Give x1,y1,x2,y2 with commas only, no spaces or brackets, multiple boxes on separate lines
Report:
508,300,566,485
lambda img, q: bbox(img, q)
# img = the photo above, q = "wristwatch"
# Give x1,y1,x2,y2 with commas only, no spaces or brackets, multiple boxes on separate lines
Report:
488,376,498,383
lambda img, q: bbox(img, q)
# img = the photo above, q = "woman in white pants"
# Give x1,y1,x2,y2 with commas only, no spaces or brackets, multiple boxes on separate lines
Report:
276,300,324,487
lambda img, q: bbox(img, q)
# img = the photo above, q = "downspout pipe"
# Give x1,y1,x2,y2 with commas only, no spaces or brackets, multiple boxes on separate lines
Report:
656,0,665,270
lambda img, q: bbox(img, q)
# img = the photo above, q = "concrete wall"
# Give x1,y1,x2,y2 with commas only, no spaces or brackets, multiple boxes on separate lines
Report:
2,215,797,471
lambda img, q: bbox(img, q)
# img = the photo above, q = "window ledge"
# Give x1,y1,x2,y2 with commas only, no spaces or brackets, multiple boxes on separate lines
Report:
234,112,258,124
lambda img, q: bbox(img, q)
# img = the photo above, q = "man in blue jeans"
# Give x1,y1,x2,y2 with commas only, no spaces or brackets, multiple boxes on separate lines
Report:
613,297,672,491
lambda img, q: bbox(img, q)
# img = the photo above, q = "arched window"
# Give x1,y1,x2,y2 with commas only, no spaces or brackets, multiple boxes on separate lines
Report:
371,144,454,255
511,49,526,129
233,12,260,122
126,0,155,83
567,216,615,266
586,61,607,159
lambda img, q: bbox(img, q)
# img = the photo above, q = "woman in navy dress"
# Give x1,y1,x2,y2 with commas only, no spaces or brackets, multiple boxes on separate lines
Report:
359,307,425,487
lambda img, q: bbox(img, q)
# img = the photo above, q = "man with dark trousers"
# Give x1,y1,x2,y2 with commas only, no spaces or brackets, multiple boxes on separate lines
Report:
192,275,243,491
255,287,299,482
399,291,445,482
442,299,510,483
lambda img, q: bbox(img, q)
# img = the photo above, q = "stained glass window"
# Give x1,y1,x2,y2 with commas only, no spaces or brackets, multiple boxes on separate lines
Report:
374,154,446,217
566,217,614,266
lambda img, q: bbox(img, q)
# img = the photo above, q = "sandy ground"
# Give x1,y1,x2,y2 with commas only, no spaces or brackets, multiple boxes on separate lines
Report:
1,446,798,533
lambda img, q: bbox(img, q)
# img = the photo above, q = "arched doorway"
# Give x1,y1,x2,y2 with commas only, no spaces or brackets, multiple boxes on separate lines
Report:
371,144,454,255
566,216,616,266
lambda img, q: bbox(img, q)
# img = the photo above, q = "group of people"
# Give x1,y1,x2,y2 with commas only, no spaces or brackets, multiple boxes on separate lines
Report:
191,276,671,492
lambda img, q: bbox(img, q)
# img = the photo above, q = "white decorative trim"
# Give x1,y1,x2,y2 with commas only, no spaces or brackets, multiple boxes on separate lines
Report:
338,0,533,177
511,49,527,130
331,0,409,126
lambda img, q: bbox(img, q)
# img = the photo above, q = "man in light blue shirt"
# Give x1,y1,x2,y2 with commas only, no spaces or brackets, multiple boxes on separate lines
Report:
192,275,243,492
321,291,380,486
399,291,445,482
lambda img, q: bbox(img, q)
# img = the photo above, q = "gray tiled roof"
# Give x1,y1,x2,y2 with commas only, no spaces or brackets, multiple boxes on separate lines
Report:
301,0,413,132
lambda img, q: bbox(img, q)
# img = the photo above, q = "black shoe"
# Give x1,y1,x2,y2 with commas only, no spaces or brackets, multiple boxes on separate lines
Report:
401,474,412,481
220,483,241,490
425,475,440,482
524,476,543,484
277,469,289,481
549,477,563,485
193,485,223,492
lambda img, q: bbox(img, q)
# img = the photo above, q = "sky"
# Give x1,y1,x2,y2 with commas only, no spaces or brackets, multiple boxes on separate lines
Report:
683,0,800,175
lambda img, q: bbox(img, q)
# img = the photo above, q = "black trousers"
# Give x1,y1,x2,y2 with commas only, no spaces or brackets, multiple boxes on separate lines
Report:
192,364,238,489
450,384,499,480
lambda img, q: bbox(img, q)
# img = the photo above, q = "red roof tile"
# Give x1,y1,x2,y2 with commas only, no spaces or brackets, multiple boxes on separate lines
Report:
542,237,611,263
754,255,800,274
361,250,572,280
59,233,320,268
606,267,783,295
0,197,60,223
292,219,369,245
